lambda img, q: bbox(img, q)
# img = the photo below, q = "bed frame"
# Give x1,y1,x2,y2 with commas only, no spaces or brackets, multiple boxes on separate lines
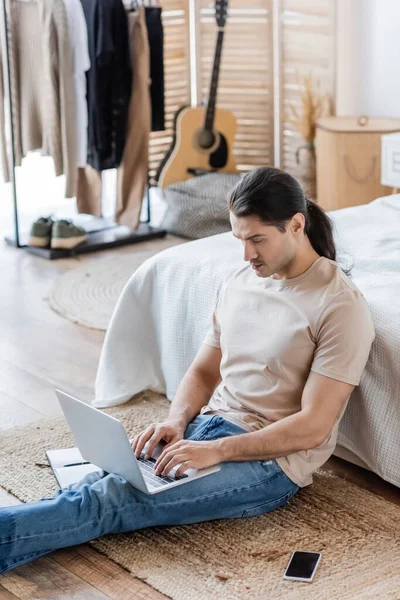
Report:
332,444,372,472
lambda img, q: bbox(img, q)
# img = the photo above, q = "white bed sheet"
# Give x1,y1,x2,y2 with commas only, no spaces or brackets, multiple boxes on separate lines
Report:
95,195,400,488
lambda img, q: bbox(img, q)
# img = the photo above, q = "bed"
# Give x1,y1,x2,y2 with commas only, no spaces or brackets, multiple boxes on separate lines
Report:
94,194,400,488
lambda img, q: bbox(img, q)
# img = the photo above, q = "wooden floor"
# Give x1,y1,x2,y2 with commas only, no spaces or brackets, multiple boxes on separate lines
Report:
0,237,399,599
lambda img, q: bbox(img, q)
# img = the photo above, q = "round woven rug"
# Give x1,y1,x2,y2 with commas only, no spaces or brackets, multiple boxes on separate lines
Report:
45,237,185,331
0,390,399,600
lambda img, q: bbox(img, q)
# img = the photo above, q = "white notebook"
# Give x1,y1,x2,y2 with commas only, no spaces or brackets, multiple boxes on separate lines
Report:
46,447,102,489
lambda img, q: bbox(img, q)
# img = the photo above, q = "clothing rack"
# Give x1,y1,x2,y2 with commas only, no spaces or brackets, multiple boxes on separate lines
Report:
2,0,166,260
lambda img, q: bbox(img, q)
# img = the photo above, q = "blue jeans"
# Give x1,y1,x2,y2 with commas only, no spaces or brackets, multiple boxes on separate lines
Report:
0,415,300,574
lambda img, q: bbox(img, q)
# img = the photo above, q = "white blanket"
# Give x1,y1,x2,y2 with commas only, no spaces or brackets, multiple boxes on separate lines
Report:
95,195,400,488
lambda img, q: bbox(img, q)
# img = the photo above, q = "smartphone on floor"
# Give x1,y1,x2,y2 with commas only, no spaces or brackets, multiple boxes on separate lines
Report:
283,550,322,583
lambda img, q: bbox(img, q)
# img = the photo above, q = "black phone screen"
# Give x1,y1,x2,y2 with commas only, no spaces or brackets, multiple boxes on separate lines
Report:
285,551,320,579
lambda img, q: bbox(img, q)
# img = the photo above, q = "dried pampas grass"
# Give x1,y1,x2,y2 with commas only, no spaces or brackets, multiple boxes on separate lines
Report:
285,73,332,144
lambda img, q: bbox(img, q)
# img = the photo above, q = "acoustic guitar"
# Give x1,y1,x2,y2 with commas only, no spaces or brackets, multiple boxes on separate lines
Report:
156,0,237,189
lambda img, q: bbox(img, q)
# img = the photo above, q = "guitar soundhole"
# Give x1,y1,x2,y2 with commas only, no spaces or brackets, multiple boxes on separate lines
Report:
197,129,216,150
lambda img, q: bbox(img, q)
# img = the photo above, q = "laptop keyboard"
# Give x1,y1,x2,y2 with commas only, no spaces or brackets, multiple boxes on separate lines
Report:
138,454,188,488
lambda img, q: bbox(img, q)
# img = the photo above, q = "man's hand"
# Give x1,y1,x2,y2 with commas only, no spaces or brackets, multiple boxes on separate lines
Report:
154,439,222,478
130,418,186,460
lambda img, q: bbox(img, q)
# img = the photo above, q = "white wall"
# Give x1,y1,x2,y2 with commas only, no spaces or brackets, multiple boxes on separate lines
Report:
336,0,400,117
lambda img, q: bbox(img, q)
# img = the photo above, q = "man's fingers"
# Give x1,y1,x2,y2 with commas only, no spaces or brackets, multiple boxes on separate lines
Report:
132,425,185,461
162,436,182,452
154,440,185,468
132,426,156,458
143,434,164,460
155,454,187,477
143,429,184,460
155,446,188,473
130,435,140,451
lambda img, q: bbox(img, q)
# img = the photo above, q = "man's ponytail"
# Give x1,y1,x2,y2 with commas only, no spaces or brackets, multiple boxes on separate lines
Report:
304,197,336,262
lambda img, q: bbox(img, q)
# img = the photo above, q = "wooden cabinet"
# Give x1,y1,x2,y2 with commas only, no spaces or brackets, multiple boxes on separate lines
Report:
315,116,400,211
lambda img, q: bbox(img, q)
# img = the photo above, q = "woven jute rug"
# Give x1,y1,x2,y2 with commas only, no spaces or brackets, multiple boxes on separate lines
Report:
45,236,185,331
1,391,399,599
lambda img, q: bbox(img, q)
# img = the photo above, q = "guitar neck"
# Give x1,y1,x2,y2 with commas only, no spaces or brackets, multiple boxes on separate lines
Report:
204,29,225,132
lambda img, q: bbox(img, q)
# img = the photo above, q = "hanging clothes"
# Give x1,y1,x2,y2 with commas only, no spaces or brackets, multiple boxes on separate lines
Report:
116,6,151,226
76,163,102,217
0,0,77,197
63,0,91,168
77,5,151,229
80,0,132,172
145,6,165,132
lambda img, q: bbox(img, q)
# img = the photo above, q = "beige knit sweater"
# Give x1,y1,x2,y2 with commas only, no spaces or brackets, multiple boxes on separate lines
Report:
0,0,77,198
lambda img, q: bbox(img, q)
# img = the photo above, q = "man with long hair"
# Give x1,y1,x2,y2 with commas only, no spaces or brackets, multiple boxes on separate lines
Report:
0,167,375,573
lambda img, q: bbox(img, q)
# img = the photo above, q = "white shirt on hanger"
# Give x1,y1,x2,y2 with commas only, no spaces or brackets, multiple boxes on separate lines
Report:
63,0,90,168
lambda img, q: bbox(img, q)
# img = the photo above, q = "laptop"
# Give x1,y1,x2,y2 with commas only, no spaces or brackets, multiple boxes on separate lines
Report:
53,390,221,495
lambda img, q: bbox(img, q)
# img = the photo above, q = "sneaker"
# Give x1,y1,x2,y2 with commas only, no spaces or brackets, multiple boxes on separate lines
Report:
51,219,87,249
28,216,54,247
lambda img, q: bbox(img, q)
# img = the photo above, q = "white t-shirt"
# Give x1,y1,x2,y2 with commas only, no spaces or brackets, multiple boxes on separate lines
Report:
64,0,90,168
201,256,375,487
